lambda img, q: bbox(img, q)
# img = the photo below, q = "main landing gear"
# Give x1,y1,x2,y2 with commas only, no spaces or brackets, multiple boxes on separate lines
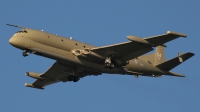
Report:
68,75,80,82
104,56,115,69
22,50,29,57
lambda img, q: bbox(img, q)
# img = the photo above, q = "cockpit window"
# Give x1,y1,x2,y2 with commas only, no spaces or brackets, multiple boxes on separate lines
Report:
16,30,27,33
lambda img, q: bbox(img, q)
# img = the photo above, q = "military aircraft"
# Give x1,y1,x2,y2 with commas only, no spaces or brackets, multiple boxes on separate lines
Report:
8,24,194,90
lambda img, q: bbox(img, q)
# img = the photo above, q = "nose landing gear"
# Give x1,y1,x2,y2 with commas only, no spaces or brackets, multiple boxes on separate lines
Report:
22,50,29,57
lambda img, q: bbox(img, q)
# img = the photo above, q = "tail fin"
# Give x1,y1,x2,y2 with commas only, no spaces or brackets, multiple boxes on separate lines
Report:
154,45,166,66
156,52,195,71
138,45,166,66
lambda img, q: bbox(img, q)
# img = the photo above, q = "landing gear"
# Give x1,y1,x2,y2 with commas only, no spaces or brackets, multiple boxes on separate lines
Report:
22,50,28,57
68,75,79,82
104,56,115,69
104,63,114,69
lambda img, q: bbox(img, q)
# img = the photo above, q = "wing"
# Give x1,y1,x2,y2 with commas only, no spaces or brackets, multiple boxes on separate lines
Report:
144,31,187,46
25,61,101,89
91,41,153,62
80,31,186,63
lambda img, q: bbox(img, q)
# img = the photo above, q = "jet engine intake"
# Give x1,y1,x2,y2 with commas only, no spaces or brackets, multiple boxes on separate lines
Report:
82,48,90,54
72,49,82,56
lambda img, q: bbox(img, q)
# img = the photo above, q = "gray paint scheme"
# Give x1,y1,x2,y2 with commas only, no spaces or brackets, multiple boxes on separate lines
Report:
8,24,194,89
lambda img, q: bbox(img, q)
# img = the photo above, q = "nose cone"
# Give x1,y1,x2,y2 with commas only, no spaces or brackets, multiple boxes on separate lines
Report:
9,36,21,47
9,37,15,45
8,36,25,49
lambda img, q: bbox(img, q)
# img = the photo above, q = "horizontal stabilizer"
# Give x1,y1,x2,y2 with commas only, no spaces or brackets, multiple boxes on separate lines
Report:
144,31,187,46
156,52,195,71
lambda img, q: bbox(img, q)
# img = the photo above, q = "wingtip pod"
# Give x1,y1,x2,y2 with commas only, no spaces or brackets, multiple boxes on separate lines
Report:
167,31,187,38
25,72,43,80
25,83,44,90
127,36,152,45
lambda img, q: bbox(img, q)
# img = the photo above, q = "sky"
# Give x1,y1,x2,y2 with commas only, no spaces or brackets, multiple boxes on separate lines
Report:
0,0,199,112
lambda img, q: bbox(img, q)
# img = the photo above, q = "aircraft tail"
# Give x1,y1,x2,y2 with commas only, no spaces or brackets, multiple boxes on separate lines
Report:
156,52,195,72
138,43,194,77
139,48,194,77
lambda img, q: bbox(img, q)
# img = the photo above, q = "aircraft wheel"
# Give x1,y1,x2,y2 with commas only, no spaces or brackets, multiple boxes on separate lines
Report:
106,63,110,67
109,64,114,69
22,52,28,57
104,63,109,68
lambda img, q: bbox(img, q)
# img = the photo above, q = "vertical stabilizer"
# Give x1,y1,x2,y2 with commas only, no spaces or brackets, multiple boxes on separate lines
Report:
154,45,166,66
138,45,166,66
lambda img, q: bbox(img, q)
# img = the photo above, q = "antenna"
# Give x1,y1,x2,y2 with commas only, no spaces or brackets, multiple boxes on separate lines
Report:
6,24,24,28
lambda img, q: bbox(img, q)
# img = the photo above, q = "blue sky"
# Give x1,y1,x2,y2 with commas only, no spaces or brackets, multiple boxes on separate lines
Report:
1,0,199,112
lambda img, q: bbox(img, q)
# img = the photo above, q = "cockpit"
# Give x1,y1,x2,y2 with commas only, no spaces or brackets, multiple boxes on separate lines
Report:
16,30,28,33
16,28,28,33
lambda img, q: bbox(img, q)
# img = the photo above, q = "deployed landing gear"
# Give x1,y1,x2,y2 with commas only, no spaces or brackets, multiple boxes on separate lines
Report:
104,63,114,69
68,75,79,82
22,50,29,57
104,56,115,69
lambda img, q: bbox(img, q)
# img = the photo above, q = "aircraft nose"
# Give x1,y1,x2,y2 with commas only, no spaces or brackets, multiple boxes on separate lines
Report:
8,36,25,49
9,37,15,45
9,36,19,47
